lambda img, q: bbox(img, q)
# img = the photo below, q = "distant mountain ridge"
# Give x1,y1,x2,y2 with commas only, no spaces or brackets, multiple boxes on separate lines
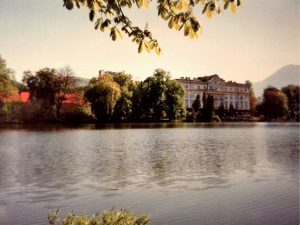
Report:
253,64,299,97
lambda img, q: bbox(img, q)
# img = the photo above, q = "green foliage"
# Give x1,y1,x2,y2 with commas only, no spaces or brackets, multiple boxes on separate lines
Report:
216,102,224,118
256,86,288,120
85,73,121,122
281,85,299,121
0,55,17,99
113,72,134,121
228,102,235,117
62,0,243,53
212,115,221,122
47,207,150,225
192,94,200,112
201,93,214,122
131,69,185,121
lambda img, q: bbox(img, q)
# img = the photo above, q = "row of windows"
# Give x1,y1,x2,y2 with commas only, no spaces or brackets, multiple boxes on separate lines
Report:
183,84,247,92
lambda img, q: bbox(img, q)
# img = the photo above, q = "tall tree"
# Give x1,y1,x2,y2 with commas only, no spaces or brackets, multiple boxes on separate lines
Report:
63,0,243,53
85,73,121,122
256,86,288,120
112,72,134,121
228,102,235,117
245,80,256,115
0,56,17,99
281,85,299,121
22,67,79,121
192,94,201,112
165,79,186,121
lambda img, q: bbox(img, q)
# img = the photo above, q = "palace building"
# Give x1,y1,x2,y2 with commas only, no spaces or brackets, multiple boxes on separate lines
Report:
175,74,250,111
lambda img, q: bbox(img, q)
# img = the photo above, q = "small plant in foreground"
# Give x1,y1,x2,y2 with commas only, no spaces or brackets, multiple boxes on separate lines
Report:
48,207,150,225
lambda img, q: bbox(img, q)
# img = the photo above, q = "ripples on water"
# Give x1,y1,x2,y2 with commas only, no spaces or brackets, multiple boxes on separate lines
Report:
0,123,299,224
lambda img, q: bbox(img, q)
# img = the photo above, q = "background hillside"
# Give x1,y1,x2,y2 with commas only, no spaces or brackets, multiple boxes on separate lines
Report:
253,64,299,97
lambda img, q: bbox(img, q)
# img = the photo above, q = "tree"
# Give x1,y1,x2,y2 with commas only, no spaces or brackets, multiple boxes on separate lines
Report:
131,69,185,121
216,102,224,118
256,86,288,120
245,80,256,115
63,0,243,53
281,85,299,121
85,73,121,122
0,55,17,99
228,102,235,117
22,67,80,122
112,72,134,121
165,79,186,121
192,94,201,112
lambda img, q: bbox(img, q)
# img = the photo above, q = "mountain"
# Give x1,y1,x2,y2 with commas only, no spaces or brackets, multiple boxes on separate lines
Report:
253,64,300,97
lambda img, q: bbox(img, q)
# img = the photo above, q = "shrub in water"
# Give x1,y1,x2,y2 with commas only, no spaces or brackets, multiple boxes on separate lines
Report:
48,207,150,225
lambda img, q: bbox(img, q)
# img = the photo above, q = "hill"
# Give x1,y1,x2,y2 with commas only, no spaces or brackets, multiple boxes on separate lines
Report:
253,64,300,97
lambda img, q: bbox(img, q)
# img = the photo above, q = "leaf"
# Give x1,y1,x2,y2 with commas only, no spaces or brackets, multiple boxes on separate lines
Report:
231,2,236,14
65,0,74,10
137,0,143,8
184,25,189,36
95,1,102,10
95,18,101,29
138,41,143,53
237,0,243,7
80,0,85,6
116,28,123,39
149,42,155,49
189,28,194,39
200,0,205,5
144,42,150,53
202,3,208,13
161,11,171,20
89,10,95,21
224,0,230,9
177,0,183,10
168,17,174,29
155,47,160,55
195,32,199,39
144,0,150,8
182,1,188,10
206,7,212,18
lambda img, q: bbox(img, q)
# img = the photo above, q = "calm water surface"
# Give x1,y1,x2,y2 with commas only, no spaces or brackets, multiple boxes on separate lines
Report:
0,123,299,224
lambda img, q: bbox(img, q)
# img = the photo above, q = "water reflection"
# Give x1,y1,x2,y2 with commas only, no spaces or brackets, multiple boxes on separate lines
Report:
0,123,299,225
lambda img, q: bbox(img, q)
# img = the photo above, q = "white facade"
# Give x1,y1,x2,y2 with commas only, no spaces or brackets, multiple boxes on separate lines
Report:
175,75,250,111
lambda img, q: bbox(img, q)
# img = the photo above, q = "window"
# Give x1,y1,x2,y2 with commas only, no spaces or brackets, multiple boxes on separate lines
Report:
235,102,238,109
240,96,243,100
230,95,233,100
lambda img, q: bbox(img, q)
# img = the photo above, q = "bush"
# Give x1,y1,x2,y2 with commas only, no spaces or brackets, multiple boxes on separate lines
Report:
48,207,150,225
212,115,221,123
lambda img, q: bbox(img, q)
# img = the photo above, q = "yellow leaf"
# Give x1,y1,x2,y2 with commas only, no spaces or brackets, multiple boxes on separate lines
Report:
149,42,154,49
189,28,194,39
182,1,188,10
137,0,143,8
155,47,160,55
201,0,205,5
144,0,149,8
144,42,150,53
195,32,199,39
177,0,183,10
80,1,85,6
231,2,236,14
116,29,123,39
168,17,174,29
95,1,101,10
174,23,180,30
206,7,212,18
138,41,143,53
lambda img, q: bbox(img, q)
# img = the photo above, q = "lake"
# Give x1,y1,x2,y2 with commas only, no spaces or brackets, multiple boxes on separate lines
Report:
0,123,299,224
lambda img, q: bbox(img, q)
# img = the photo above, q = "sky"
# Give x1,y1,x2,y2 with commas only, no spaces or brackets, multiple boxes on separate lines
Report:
0,0,299,83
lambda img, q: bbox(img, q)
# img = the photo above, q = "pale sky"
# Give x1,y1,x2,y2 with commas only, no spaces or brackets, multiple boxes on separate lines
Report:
0,0,299,83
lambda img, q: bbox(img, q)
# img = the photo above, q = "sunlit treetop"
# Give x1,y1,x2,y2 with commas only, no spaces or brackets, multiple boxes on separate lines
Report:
63,0,243,54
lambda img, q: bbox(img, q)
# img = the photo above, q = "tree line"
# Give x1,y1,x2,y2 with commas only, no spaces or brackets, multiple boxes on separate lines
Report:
0,56,186,123
1,55,299,123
